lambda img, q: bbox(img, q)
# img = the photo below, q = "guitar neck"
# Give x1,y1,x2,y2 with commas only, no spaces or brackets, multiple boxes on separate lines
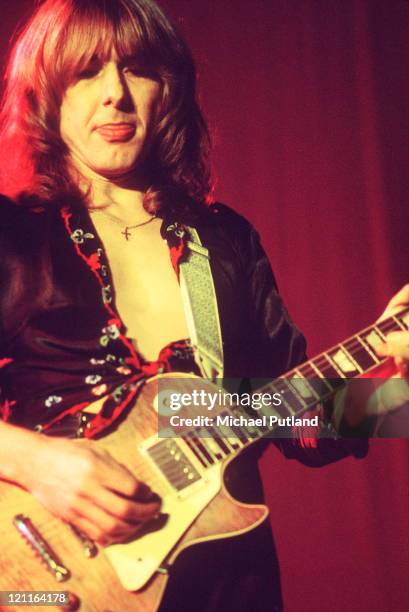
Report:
180,306,409,467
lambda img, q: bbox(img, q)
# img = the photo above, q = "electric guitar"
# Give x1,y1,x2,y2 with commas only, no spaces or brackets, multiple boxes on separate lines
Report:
0,307,408,612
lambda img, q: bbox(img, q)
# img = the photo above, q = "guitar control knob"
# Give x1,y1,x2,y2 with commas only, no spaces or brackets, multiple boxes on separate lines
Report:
61,592,80,611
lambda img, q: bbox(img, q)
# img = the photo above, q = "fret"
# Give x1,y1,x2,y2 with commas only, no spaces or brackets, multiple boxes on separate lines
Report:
264,379,293,418
377,319,398,338
283,373,315,405
265,383,296,418
192,435,218,465
194,430,220,463
220,437,240,452
198,430,224,460
250,407,271,435
288,370,319,401
305,360,327,380
254,420,269,434
317,354,345,379
240,420,266,439
323,352,346,378
249,392,279,418
392,315,405,331
310,355,340,382
237,407,268,438
184,433,209,468
373,324,386,340
244,405,270,434
184,433,212,467
257,397,288,422
327,345,362,375
216,412,242,450
207,427,232,457
308,358,345,393
226,405,252,442
297,362,334,396
353,334,380,365
361,328,384,353
270,379,306,416
400,309,409,329
341,344,364,373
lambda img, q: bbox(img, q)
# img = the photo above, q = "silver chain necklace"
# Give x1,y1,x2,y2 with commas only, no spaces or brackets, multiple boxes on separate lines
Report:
90,208,156,240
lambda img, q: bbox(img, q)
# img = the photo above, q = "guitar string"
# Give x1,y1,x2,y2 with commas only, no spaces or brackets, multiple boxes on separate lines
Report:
303,312,407,376
171,310,408,463
184,316,405,464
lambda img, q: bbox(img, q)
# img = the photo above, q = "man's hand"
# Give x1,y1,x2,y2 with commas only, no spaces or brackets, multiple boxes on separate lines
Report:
21,436,161,546
376,284,409,376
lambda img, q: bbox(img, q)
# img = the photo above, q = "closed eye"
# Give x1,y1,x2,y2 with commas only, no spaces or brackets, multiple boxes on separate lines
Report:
124,65,157,79
76,66,101,79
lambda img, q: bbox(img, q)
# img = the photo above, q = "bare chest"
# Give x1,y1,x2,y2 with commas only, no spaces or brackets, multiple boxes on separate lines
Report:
93,219,189,361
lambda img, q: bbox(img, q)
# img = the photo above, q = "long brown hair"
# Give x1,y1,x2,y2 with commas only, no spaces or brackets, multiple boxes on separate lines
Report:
0,0,212,211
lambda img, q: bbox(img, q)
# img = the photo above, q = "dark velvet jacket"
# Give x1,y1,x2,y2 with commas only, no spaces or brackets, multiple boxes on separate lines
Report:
0,195,307,426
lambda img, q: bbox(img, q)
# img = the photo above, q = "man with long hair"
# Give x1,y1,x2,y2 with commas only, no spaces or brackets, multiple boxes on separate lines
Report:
0,1,407,610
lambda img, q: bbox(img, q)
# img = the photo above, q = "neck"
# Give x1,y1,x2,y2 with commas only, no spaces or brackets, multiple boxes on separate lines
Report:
89,181,147,222
70,157,151,223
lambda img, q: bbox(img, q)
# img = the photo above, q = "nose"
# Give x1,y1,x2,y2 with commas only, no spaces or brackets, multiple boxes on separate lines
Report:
101,63,126,108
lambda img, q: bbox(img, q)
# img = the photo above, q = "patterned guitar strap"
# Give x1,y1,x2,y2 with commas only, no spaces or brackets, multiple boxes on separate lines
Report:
179,226,224,383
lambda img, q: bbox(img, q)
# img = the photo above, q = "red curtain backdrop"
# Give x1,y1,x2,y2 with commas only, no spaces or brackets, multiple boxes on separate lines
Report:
161,2,408,611
1,1,408,611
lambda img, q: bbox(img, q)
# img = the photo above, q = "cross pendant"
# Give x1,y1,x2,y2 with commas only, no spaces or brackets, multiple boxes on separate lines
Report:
122,227,131,240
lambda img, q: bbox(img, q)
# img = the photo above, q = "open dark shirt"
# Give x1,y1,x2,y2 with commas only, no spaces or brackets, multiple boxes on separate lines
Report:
0,196,308,431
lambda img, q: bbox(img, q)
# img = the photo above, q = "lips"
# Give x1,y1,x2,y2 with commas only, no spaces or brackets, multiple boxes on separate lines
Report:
96,123,136,142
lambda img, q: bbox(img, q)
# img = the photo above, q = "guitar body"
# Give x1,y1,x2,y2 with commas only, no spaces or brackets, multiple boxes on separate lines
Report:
0,374,268,612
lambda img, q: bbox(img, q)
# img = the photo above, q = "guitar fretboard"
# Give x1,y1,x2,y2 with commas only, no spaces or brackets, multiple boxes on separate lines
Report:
176,306,409,473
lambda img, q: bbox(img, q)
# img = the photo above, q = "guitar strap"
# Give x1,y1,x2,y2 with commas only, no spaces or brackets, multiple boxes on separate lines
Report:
179,226,224,382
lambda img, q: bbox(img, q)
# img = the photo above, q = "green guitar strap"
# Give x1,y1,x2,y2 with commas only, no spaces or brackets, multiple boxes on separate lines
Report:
179,226,224,382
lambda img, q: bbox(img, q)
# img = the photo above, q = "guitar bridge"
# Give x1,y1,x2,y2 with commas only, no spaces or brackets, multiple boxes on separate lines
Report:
13,514,70,582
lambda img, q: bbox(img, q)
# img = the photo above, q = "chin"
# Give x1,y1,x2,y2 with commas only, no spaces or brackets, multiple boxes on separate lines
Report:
97,167,134,178
89,160,137,179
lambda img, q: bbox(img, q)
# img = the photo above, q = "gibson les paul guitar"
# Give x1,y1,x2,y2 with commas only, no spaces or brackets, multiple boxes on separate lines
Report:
0,307,408,612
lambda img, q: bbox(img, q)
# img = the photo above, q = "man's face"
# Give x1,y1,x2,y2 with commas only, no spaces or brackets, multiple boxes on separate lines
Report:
59,52,161,181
